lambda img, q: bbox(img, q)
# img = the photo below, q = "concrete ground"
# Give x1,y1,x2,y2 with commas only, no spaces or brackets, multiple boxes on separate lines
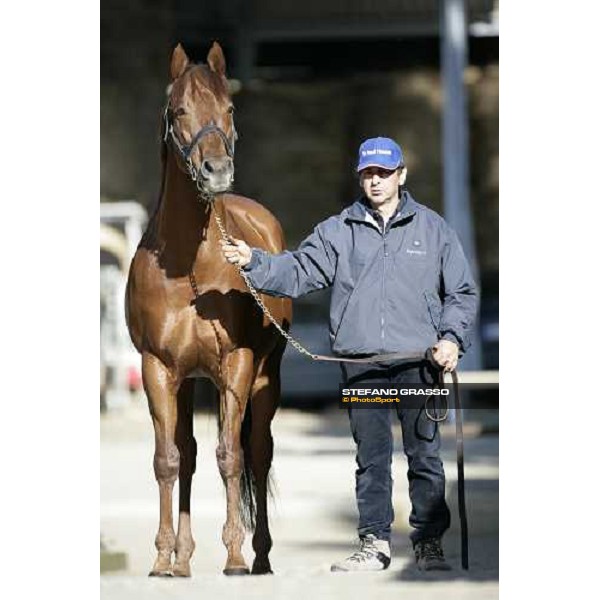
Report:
101,400,498,599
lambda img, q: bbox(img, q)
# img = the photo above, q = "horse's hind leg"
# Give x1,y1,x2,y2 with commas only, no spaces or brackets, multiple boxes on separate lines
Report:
173,378,197,577
142,352,180,577
249,351,282,575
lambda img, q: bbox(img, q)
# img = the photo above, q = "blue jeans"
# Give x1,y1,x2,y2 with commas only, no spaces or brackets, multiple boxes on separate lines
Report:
341,360,451,545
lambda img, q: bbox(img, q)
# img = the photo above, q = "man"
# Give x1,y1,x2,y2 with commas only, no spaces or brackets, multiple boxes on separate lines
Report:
221,137,478,572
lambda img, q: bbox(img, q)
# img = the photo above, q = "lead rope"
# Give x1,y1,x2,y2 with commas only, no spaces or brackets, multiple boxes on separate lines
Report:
213,202,468,569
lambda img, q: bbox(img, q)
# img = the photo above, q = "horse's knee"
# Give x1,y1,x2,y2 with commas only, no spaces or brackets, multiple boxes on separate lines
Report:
216,440,242,479
154,443,180,483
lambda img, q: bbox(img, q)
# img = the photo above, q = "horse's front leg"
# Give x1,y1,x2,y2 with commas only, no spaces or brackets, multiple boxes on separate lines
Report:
216,348,254,575
142,352,181,577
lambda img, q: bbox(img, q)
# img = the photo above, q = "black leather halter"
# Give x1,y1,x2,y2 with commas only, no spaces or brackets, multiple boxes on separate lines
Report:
162,104,237,191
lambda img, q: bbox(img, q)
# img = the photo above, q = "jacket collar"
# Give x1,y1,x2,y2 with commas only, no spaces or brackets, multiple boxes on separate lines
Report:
344,190,418,225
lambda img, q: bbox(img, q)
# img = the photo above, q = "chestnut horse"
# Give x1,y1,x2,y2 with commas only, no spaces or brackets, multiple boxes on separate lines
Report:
126,42,292,577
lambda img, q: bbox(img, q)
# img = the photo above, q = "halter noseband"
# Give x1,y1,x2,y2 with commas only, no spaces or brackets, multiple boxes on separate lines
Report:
162,104,237,197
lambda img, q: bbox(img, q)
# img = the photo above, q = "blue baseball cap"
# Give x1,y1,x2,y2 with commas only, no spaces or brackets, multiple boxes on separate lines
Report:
356,137,404,173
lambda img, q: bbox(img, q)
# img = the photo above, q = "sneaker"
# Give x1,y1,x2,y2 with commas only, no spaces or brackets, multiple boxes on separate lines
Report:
330,534,391,572
414,538,451,571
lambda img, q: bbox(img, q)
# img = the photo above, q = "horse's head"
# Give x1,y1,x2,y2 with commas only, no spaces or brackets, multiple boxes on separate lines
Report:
163,42,237,198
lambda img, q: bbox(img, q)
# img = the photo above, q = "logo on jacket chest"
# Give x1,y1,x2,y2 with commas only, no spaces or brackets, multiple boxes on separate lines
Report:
406,240,426,256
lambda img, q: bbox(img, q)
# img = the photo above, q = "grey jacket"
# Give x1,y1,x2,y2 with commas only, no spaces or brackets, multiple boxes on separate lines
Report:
243,191,479,358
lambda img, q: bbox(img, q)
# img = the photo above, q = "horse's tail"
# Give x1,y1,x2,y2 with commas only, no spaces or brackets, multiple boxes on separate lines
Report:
239,403,257,532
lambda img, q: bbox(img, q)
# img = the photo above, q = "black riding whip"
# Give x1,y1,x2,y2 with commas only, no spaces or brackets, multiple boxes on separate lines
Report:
451,369,469,570
423,348,468,570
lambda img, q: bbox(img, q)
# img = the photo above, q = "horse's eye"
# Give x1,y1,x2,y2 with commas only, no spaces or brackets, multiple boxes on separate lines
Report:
173,107,186,117
227,105,235,115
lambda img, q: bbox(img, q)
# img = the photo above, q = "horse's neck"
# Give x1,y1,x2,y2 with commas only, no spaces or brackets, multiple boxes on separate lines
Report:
153,152,214,275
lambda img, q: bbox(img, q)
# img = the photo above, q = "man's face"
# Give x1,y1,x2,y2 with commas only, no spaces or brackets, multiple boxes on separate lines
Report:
359,166,405,206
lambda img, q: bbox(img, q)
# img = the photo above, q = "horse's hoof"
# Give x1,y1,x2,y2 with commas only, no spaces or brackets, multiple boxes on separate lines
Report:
148,569,174,577
251,567,274,575
223,567,250,576
251,561,273,575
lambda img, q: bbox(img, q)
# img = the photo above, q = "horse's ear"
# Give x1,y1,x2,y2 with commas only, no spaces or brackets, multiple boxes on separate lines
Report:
207,41,226,76
170,43,189,81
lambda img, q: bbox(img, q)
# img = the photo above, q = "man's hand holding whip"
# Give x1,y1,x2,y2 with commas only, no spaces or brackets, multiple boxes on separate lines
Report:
432,340,459,372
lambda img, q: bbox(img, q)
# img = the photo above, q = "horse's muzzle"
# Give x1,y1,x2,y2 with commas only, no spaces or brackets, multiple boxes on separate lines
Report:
200,156,234,192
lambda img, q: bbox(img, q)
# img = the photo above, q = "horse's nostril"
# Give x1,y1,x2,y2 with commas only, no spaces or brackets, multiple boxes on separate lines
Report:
202,158,233,178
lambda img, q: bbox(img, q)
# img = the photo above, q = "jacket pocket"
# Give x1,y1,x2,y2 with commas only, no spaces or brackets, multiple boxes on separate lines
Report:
424,292,442,333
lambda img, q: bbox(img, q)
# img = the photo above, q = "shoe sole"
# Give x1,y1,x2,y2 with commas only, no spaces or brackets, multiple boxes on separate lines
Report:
330,563,390,573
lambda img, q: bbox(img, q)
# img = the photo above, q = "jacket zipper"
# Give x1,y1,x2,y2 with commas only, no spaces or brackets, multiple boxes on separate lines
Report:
381,214,409,349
